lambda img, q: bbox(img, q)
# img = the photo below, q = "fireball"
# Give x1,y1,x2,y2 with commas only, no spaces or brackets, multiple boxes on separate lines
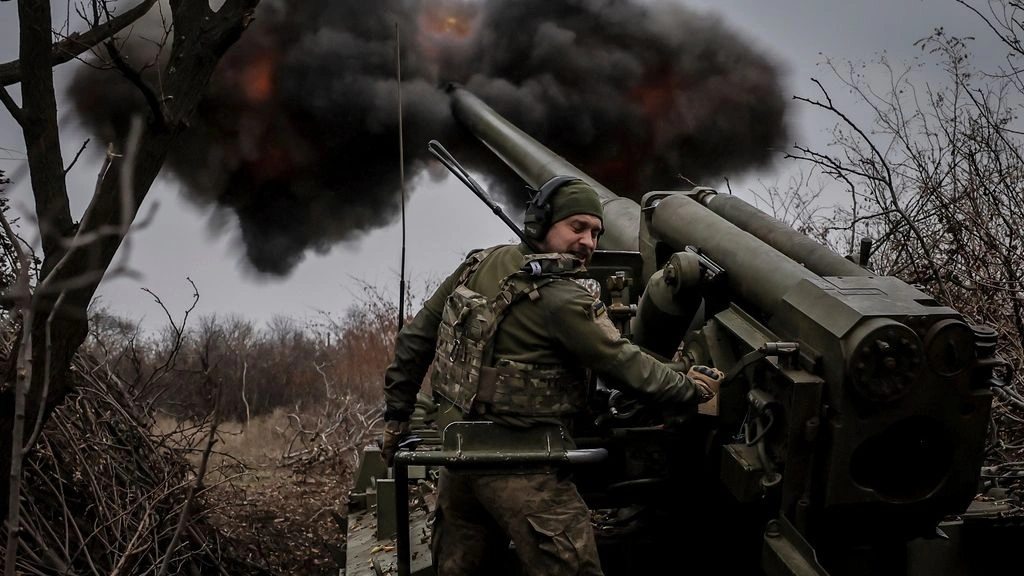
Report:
241,53,277,104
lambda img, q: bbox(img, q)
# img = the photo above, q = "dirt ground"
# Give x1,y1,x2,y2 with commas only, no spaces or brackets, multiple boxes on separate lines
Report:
202,464,352,575
174,413,365,575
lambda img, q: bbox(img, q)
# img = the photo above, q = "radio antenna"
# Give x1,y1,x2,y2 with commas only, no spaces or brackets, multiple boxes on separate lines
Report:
396,22,408,333
427,139,537,251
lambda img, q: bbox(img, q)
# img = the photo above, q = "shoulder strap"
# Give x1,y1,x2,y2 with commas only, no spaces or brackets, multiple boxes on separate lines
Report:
477,274,559,370
491,252,587,317
454,245,504,286
492,275,557,319
519,252,587,277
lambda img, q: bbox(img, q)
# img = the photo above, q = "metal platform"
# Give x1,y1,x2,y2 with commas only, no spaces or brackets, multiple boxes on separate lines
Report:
345,504,433,576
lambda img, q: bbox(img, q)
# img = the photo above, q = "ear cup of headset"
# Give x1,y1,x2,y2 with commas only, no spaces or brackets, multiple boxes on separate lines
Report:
523,175,579,241
523,196,551,241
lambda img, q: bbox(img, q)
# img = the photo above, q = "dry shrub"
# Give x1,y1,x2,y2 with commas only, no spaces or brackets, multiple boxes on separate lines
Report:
0,350,240,575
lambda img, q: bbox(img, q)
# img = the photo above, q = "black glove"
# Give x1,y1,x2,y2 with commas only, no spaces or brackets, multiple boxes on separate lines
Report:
379,420,410,465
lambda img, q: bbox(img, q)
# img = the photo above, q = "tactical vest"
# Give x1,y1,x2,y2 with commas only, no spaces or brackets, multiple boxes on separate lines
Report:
431,249,589,418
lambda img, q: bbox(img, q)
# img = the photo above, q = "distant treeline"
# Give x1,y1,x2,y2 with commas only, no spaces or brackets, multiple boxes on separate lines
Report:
83,285,408,423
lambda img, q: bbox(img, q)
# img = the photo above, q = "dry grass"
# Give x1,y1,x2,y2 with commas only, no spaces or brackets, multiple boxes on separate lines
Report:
152,405,375,575
153,408,346,490
155,409,293,464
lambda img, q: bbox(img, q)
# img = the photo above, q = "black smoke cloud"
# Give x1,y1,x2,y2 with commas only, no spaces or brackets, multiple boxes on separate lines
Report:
68,0,790,275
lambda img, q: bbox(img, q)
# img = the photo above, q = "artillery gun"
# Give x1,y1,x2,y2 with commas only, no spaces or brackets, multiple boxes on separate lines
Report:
343,85,1018,575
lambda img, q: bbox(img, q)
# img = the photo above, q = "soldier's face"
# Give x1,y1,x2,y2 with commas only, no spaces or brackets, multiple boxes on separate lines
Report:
540,214,603,263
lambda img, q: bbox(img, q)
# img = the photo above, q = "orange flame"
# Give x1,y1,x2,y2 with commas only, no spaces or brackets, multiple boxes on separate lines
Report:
242,53,277,104
418,1,478,40
421,13,473,38
254,144,293,180
631,77,678,119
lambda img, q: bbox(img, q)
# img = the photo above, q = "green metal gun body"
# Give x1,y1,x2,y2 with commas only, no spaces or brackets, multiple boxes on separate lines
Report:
446,84,1000,576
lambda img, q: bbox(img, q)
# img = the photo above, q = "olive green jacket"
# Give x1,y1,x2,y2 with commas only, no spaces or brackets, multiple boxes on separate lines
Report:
383,244,702,427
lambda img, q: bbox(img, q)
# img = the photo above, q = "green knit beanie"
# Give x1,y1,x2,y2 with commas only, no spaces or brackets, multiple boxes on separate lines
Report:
548,180,604,224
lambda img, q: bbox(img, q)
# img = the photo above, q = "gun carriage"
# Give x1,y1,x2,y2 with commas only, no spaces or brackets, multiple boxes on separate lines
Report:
344,85,1014,576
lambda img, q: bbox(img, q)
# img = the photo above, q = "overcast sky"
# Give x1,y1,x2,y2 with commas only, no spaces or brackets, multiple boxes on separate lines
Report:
0,0,1007,332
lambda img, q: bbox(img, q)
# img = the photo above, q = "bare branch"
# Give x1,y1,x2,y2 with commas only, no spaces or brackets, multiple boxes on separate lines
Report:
63,138,90,176
955,0,1024,57
157,401,218,576
0,0,160,87
103,42,166,129
34,117,143,302
21,292,65,453
3,214,34,576
795,78,951,301
0,210,27,277
0,86,23,126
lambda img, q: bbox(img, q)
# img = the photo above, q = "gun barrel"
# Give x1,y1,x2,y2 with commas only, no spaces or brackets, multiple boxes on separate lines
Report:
649,193,824,317
448,84,640,251
693,189,869,277
448,84,862,291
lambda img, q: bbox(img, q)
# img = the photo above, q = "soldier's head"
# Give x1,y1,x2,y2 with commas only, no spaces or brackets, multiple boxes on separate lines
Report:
529,177,604,263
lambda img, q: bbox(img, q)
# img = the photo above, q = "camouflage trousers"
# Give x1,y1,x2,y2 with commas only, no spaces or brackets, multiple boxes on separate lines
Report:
432,468,604,576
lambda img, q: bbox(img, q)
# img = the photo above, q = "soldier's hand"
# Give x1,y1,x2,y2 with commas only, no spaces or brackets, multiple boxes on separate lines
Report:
379,420,411,466
686,365,724,403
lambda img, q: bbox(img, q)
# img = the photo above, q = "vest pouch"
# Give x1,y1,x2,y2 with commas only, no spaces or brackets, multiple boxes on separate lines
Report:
432,285,496,413
481,359,587,417
432,249,587,419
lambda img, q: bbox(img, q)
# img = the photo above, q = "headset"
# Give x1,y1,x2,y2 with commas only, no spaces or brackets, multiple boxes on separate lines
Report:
523,175,581,241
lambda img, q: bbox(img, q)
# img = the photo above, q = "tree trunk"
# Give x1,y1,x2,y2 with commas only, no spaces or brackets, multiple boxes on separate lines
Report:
0,0,260,517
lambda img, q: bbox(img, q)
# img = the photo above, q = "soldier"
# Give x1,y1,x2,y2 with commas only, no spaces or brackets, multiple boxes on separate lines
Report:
381,176,723,576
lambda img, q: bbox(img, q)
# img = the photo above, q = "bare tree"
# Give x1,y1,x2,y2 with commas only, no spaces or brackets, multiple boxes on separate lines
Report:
0,0,260,516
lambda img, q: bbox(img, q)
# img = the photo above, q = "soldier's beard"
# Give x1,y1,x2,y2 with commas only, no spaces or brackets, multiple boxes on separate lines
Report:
572,249,593,264
537,232,593,263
